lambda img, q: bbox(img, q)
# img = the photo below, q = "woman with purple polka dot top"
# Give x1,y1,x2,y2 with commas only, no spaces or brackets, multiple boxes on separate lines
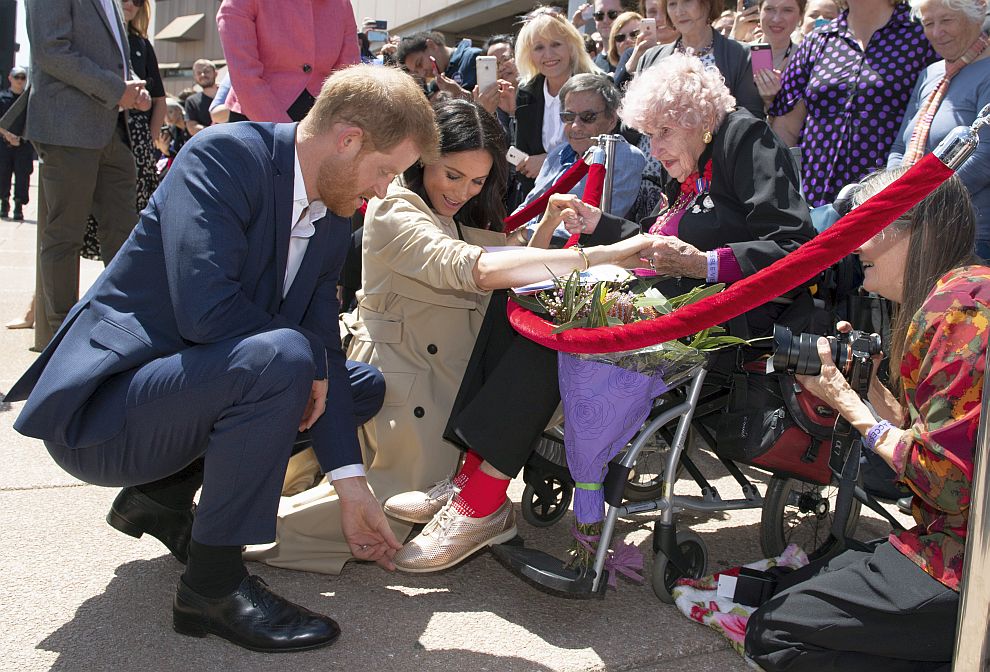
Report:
768,0,936,206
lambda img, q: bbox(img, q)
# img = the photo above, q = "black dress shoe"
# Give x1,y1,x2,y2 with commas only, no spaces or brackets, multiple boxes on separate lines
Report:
106,487,194,563
173,575,341,652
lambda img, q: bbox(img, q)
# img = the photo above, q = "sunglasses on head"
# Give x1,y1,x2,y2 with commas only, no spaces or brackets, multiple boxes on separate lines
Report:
593,9,620,20
560,109,605,124
614,29,640,43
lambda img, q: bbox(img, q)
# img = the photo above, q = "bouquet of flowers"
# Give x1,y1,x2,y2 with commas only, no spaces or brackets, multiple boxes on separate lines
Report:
512,271,745,578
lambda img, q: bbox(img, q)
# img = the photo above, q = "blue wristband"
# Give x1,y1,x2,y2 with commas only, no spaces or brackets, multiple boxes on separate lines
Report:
864,420,894,451
706,250,719,283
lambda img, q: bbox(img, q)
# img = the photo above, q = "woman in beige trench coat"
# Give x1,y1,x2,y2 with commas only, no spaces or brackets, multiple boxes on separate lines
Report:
246,99,659,574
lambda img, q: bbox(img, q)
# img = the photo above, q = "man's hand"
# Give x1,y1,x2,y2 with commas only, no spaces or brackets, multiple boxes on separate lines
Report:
118,79,148,109
335,476,403,570
298,379,328,432
517,152,546,178
0,129,19,146
435,73,470,100
134,88,152,112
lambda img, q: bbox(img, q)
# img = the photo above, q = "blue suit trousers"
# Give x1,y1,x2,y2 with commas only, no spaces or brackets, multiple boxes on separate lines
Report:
45,328,384,546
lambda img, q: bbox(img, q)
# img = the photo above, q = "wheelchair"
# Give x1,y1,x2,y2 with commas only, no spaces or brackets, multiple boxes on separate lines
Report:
495,265,909,601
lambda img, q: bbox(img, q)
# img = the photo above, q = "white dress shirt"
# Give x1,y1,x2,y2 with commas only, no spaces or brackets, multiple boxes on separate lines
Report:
98,0,129,80
541,79,565,154
290,143,365,482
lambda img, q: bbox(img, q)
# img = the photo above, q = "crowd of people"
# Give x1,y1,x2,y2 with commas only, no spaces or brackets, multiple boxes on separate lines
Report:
3,0,989,669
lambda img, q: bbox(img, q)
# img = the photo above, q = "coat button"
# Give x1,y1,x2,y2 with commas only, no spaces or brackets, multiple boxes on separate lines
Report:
427,344,438,355
302,63,312,73
414,407,425,418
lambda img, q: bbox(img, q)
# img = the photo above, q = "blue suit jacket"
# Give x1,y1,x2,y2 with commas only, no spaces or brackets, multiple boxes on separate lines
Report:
6,122,362,470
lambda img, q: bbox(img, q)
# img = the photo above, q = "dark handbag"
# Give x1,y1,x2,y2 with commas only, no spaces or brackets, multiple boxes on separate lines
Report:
286,89,316,122
715,372,833,485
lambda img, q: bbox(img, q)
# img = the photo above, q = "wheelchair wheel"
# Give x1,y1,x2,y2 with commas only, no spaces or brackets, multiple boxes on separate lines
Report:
521,477,573,527
760,475,861,561
621,427,694,502
651,529,708,603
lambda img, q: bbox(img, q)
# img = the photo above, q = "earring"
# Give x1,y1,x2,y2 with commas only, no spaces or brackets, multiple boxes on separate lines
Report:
702,130,713,144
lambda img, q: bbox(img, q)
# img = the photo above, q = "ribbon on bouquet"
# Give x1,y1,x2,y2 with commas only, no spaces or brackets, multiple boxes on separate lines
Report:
572,526,644,589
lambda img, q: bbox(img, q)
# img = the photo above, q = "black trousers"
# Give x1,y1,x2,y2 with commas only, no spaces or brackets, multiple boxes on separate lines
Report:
0,141,33,205
444,291,561,477
745,542,958,671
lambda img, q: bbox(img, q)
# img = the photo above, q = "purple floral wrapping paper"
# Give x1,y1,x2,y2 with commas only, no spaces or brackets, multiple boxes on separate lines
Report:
558,352,672,523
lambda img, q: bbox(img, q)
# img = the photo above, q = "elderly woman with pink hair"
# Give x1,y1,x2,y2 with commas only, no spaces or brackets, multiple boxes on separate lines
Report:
384,54,816,574
568,53,816,335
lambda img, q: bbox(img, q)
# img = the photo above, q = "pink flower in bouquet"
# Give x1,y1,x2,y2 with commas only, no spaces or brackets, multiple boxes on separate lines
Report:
712,612,749,644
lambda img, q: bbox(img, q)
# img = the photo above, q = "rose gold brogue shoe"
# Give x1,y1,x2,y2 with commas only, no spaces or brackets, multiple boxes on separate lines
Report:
383,479,460,524
392,499,516,573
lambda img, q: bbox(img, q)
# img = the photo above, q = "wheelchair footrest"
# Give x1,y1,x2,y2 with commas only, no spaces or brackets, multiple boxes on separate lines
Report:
490,540,608,599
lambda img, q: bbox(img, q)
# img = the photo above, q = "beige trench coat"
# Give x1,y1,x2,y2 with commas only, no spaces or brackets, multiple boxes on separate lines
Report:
246,183,506,574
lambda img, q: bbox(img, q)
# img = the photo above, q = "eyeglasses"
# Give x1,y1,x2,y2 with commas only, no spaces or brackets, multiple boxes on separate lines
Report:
593,9,621,20
124,0,146,6
560,109,606,124
11,74,26,80
614,29,640,43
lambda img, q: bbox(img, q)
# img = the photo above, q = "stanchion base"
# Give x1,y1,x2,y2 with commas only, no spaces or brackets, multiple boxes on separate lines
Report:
490,538,609,599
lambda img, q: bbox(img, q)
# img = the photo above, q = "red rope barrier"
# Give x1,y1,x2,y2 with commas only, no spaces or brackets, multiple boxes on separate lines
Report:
508,154,955,354
564,162,608,249
502,161,590,234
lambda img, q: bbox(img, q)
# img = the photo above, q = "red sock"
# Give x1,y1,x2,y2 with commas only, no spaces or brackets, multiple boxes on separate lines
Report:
453,469,509,518
452,450,483,488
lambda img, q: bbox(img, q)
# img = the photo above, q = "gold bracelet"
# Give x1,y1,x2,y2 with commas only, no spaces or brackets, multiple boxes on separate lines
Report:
574,245,590,271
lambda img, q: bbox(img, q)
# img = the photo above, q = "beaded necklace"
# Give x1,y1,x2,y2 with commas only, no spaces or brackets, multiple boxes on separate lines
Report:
675,35,714,59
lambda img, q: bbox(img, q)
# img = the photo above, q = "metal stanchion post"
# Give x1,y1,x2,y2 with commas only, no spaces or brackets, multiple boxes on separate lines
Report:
597,134,618,213
952,343,990,670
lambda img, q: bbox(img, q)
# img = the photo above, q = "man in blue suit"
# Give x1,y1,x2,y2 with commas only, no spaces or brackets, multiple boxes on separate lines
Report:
4,65,440,653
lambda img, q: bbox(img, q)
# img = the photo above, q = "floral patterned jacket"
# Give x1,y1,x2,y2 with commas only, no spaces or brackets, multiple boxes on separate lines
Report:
889,265,990,591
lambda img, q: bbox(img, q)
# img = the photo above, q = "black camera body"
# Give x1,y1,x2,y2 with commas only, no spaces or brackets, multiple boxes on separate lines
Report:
771,325,882,395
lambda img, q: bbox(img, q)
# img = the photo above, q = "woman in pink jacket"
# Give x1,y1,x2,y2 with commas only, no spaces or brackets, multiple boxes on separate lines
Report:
217,0,360,122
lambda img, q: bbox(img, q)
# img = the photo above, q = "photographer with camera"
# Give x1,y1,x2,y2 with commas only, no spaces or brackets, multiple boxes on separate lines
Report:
746,168,990,671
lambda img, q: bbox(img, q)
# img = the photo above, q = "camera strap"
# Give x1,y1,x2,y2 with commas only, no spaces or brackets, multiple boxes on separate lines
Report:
831,434,873,552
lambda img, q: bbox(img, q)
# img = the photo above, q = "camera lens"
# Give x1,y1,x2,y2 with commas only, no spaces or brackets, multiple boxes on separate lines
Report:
771,325,840,376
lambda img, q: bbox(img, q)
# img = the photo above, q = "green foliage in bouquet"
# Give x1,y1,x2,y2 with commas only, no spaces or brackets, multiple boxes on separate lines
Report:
511,271,749,351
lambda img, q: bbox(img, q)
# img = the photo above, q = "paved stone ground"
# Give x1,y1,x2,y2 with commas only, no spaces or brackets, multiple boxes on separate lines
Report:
0,172,909,672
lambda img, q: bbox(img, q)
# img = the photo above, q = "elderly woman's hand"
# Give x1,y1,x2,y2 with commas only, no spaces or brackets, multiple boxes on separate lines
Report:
794,337,859,411
547,194,603,235
641,236,708,278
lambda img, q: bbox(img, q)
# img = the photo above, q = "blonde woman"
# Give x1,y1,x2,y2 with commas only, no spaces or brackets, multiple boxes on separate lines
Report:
511,12,600,204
